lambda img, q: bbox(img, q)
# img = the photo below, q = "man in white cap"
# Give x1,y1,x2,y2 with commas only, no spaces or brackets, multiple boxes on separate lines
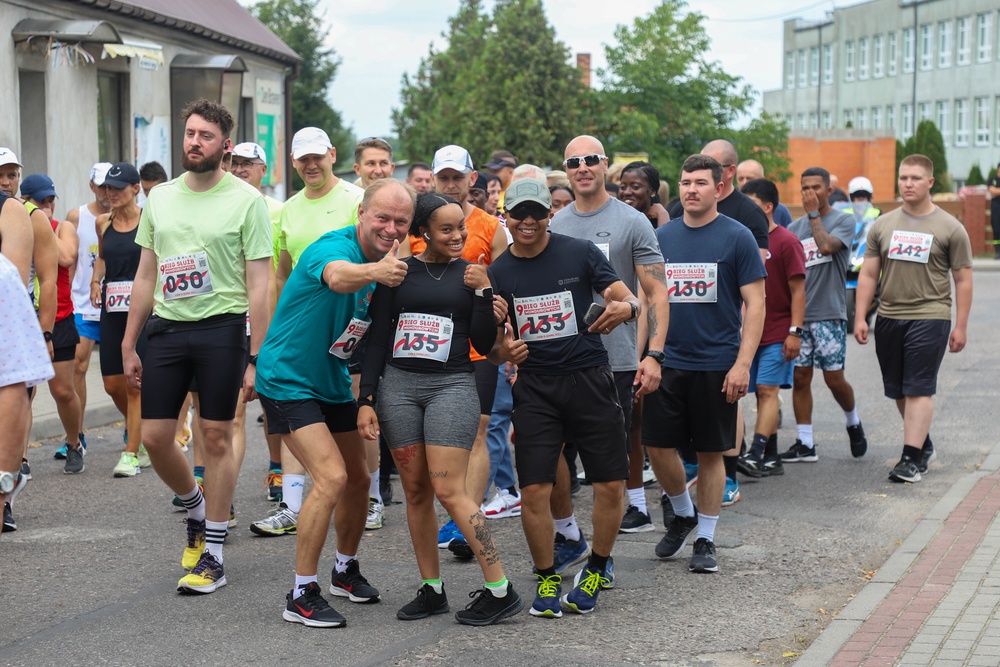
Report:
57,163,112,460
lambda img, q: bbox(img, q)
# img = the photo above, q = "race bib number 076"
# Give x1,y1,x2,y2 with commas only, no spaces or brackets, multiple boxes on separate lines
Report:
160,251,213,300
104,280,133,313
513,291,578,341
666,263,718,303
888,230,932,264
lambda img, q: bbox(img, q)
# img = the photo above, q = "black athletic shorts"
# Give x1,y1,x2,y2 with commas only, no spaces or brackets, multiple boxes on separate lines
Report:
642,368,737,453
140,314,247,421
51,315,79,363
259,394,357,435
874,317,950,399
473,359,499,415
511,365,628,487
99,312,147,376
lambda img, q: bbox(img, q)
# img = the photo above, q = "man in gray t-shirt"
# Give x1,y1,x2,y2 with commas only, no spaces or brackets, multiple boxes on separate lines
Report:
782,167,868,465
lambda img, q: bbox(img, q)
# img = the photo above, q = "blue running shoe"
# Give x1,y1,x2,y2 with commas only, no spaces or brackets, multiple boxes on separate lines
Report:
684,462,698,488
553,533,589,573
437,518,461,548
54,433,87,460
561,567,608,614
722,477,741,507
529,573,562,618
574,556,615,590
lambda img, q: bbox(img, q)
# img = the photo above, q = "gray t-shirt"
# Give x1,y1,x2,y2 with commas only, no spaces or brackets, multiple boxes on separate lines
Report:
550,198,664,371
788,209,856,322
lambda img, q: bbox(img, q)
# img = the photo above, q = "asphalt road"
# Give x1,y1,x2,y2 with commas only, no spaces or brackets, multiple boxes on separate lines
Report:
2,272,998,667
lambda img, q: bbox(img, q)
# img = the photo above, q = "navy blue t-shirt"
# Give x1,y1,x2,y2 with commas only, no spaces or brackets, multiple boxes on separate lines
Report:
489,233,620,375
656,214,767,371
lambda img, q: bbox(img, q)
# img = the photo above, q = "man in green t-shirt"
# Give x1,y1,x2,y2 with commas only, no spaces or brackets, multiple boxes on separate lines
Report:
352,137,395,188
123,99,272,594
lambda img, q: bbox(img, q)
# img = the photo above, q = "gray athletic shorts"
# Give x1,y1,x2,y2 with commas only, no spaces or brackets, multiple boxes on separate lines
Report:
377,365,480,450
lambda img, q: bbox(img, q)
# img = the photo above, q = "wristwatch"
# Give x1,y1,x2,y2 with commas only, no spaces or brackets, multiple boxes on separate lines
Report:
475,287,493,300
807,210,820,220
628,302,639,322
789,326,804,337
0,470,17,495
643,350,666,363
43,330,53,342
248,354,259,366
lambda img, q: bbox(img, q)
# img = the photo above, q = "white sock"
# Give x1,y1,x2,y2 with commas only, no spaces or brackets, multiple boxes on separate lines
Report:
554,514,581,541
335,551,356,574
797,425,814,448
668,490,695,518
283,474,305,514
293,574,318,599
696,512,719,542
178,485,205,522
204,520,228,562
369,470,382,504
627,487,647,514
844,407,860,427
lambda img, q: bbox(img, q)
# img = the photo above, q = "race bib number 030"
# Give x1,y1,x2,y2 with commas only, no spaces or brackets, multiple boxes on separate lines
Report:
888,230,932,264
393,313,453,362
104,280,133,313
666,263,718,303
801,238,831,268
330,317,370,359
514,291,578,341
160,252,213,300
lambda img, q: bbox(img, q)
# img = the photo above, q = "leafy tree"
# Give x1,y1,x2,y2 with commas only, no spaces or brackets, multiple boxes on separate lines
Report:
905,120,950,193
250,0,353,171
721,112,792,184
966,163,986,186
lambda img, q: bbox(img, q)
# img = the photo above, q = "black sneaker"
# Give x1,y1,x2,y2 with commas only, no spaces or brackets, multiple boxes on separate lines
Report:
20,458,30,481
454,584,524,626
689,537,719,573
888,455,921,484
661,495,674,528
656,510,698,559
64,445,85,474
847,423,868,458
780,440,818,463
918,441,936,474
736,450,766,478
619,505,654,533
759,455,785,477
448,538,475,560
397,583,449,620
283,582,346,628
2,501,15,532
330,559,381,603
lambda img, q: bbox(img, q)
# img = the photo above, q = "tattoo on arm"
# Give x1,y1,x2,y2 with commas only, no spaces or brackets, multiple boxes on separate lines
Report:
647,308,659,339
640,263,666,284
469,510,500,566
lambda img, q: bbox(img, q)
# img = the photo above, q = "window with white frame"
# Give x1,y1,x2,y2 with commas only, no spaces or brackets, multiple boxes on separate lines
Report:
797,113,806,130
872,106,882,128
888,32,898,75
844,109,854,127
809,112,818,129
810,47,819,86
823,44,833,84
873,34,884,77
786,51,795,88
918,102,931,124
785,114,793,127
857,107,868,129
845,41,855,81
955,99,969,145
938,21,952,67
858,37,869,79
958,17,971,65
975,97,990,145
903,28,915,72
936,100,950,146
887,105,896,129
822,110,831,129
902,103,913,138
798,49,807,87
920,25,933,70
977,13,992,62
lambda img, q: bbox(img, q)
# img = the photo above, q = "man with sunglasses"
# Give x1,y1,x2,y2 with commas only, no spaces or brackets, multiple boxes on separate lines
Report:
488,177,640,617
548,136,669,547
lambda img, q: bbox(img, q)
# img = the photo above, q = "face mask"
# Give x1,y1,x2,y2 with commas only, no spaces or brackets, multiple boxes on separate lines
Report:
852,201,869,219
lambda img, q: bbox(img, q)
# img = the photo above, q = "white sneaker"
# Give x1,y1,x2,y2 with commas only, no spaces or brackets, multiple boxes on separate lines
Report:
483,488,522,519
365,497,384,530
112,451,140,478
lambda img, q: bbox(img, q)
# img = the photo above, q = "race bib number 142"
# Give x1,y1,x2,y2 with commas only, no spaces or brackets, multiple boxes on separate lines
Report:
888,230,932,264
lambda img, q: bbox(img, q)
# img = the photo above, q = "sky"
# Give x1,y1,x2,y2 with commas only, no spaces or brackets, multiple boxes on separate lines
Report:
318,0,866,140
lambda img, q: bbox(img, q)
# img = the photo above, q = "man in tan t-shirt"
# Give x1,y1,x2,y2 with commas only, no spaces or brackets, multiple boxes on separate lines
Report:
854,154,973,485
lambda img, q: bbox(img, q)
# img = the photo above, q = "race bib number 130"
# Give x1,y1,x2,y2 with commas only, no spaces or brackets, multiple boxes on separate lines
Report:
888,230,932,264
160,251,213,300
666,263,718,303
513,291,578,341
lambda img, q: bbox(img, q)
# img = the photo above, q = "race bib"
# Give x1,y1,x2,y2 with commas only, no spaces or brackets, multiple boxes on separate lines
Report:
104,280,133,313
887,230,932,264
160,252,213,300
330,317,370,359
595,243,610,261
246,313,251,337
801,238,831,268
513,291,578,341
392,313,453,362
666,263,718,303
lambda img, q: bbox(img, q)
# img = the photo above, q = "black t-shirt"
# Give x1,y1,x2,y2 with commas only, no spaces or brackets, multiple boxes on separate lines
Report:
989,176,1000,220
489,233,620,375
668,189,769,249
359,257,497,400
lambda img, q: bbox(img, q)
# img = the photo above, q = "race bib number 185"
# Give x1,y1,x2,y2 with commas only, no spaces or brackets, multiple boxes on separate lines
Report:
513,291,578,341
160,251,213,300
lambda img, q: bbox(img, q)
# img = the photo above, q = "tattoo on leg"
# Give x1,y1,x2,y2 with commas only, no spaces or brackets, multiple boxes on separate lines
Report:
469,510,499,566
429,470,448,478
394,445,418,474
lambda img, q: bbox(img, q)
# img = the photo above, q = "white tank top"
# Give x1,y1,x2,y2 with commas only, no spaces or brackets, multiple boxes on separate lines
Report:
72,204,102,321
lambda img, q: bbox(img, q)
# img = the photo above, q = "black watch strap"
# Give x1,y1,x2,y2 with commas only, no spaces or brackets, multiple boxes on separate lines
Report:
248,354,259,366
644,349,665,363
43,330,53,342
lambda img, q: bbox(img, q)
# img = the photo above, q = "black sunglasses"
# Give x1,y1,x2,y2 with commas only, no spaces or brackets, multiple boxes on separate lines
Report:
562,154,607,170
506,203,550,221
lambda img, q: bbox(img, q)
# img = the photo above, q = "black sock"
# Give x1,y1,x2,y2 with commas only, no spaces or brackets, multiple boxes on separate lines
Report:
751,433,768,457
587,552,610,574
923,435,933,451
903,445,922,461
765,434,778,457
724,455,737,481
535,566,557,578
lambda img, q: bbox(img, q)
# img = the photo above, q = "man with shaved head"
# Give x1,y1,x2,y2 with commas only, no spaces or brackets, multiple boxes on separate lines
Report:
737,160,792,228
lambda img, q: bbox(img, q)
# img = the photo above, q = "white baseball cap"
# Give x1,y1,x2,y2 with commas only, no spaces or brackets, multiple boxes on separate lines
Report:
0,147,23,168
90,162,113,186
432,145,474,175
232,142,267,165
291,127,333,160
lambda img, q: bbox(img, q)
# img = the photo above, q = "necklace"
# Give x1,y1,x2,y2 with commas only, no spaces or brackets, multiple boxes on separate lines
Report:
423,258,452,281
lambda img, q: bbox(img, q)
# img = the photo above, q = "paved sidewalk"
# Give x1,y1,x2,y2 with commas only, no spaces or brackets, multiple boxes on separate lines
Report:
800,444,1000,666
30,349,122,442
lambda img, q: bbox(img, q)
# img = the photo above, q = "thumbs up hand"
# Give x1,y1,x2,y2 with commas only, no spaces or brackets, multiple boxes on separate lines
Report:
499,320,528,365
464,253,490,290
375,239,408,287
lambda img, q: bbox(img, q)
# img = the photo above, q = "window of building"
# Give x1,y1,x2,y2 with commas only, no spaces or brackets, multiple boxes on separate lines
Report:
901,103,913,138
798,49,807,87
918,102,931,124
809,47,819,86
871,106,882,129
98,71,128,163
886,105,896,129
975,97,990,145
938,20,952,67
903,28,915,73
977,13,992,62
844,109,854,127
957,17,971,65
809,111,818,129
936,100,950,146
888,32,898,76
919,24,933,70
955,98,969,145
844,41,855,81
858,38,869,79
873,34,884,77
786,51,795,89
822,110,832,129
797,113,806,130
857,107,867,129
784,114,793,127
823,44,833,84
